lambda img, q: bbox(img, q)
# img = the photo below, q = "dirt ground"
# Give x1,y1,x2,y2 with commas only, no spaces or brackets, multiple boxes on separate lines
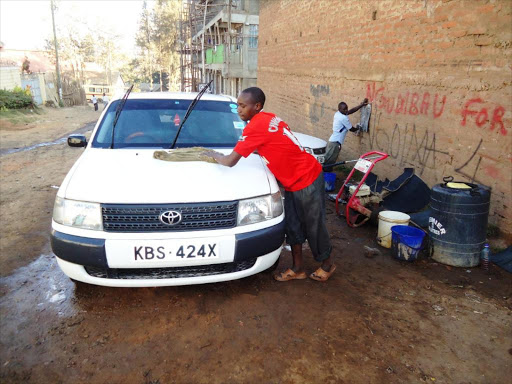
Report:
0,107,511,383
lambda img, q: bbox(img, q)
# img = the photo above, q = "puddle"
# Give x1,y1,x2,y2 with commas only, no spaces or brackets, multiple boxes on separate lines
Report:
0,123,95,156
0,253,78,319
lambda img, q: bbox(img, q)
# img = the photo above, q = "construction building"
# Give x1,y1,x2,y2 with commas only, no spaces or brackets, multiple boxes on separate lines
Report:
179,0,259,96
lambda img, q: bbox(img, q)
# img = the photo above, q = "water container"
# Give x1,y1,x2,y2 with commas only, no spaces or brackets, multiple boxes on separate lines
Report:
377,211,410,248
429,179,491,267
391,225,426,261
324,172,336,192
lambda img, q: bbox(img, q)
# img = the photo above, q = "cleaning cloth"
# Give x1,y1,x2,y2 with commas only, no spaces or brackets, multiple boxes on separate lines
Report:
153,147,219,163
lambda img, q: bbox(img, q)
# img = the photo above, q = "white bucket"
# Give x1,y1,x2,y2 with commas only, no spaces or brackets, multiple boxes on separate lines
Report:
377,211,410,248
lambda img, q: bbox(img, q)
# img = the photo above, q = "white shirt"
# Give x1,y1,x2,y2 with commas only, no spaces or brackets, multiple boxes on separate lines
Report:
103,95,109,103
329,111,352,143
92,96,98,104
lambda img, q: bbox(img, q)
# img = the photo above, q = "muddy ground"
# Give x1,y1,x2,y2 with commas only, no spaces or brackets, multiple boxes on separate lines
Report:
0,107,511,383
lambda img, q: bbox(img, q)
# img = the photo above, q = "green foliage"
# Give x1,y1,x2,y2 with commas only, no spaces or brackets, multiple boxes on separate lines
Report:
0,87,35,110
127,0,180,89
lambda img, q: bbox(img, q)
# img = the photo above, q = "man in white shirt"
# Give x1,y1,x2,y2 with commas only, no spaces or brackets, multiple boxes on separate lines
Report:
324,98,368,169
102,93,109,110
91,95,98,111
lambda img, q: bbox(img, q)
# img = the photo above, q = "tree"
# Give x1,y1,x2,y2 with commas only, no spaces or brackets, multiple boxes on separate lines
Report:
135,0,156,87
152,0,181,92
130,0,180,91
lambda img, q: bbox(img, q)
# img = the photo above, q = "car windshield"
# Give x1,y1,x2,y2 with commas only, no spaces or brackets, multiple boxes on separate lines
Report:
92,98,246,148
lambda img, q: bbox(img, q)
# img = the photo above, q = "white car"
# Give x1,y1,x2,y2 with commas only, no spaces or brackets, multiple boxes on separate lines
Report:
51,92,324,287
292,132,326,164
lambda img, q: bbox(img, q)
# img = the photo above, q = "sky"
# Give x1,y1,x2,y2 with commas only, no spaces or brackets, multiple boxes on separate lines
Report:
0,0,155,55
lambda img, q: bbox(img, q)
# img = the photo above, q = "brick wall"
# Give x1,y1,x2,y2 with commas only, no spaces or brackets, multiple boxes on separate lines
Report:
258,0,512,236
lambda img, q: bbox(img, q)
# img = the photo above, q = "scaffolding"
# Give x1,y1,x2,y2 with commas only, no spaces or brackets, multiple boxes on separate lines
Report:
179,0,200,92
180,0,247,93
179,0,259,96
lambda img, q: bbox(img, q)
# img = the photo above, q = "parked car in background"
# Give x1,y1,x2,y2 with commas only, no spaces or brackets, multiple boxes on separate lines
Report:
292,132,327,164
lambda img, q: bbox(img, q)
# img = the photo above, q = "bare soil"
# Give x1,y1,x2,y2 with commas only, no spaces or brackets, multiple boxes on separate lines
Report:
0,107,511,383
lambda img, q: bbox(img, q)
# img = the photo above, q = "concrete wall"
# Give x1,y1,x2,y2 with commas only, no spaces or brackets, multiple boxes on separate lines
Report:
258,0,512,236
0,66,22,90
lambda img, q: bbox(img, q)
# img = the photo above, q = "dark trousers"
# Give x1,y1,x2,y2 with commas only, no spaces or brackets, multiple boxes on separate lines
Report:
284,172,332,262
94,103,98,111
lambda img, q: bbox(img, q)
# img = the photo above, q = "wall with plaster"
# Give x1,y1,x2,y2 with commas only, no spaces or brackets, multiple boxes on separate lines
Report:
258,0,512,236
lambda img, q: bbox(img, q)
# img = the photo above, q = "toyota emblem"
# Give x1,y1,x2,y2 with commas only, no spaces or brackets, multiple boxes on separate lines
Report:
159,210,182,226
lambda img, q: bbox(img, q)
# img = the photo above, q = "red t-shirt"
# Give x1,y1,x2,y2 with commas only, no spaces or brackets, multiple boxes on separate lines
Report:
234,111,321,192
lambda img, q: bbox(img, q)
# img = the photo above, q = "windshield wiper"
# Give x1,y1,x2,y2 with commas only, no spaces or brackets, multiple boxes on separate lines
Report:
110,84,134,149
170,80,213,149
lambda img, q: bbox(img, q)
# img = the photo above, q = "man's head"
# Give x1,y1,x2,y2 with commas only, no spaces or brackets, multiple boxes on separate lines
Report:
237,87,265,121
338,102,348,115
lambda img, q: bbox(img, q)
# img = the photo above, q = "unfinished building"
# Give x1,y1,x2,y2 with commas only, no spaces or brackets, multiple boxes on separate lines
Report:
179,0,259,95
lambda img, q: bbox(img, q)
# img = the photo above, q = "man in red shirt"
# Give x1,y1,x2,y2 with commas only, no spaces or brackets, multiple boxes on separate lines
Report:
205,87,335,282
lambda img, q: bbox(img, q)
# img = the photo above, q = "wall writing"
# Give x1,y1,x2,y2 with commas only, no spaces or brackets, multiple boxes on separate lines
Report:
366,106,501,184
461,98,507,136
366,109,450,176
366,82,509,136
366,82,447,119
309,84,330,124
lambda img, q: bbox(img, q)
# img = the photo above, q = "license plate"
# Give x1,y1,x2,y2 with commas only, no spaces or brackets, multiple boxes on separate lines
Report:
133,242,219,262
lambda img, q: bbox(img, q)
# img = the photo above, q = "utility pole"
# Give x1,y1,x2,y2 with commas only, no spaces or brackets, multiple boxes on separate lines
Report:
50,0,63,106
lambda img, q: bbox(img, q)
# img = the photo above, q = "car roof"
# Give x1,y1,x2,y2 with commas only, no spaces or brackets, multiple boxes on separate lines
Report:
111,91,236,103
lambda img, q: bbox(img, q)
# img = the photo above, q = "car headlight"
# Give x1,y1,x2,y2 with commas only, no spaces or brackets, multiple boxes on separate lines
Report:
53,196,103,230
237,192,283,226
304,147,313,154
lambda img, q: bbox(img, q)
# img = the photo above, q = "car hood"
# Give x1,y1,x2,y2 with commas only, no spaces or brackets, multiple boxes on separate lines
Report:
62,148,272,203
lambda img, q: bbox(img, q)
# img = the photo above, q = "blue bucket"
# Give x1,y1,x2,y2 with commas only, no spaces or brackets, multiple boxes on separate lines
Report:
324,172,336,192
391,225,426,261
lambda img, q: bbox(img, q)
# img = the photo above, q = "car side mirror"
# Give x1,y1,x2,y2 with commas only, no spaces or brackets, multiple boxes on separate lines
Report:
68,134,87,147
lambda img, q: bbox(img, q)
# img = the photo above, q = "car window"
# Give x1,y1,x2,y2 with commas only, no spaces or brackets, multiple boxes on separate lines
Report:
92,99,246,148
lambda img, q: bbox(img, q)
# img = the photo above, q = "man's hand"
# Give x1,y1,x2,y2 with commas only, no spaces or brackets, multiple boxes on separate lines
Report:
362,98,369,106
202,150,242,167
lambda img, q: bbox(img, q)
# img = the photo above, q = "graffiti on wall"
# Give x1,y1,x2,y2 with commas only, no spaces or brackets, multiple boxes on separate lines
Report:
461,98,507,136
366,82,447,119
366,82,509,135
454,138,484,182
367,107,498,183
309,84,330,124
364,82,509,183
366,108,450,176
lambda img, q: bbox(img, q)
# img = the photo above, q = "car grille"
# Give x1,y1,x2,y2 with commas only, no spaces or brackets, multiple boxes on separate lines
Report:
102,201,238,232
85,259,257,279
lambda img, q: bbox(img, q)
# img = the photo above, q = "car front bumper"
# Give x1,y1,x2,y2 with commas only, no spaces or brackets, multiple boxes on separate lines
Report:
51,221,284,287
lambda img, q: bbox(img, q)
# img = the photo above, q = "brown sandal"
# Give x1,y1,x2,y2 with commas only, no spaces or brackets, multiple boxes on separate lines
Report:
274,268,307,282
309,265,336,282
